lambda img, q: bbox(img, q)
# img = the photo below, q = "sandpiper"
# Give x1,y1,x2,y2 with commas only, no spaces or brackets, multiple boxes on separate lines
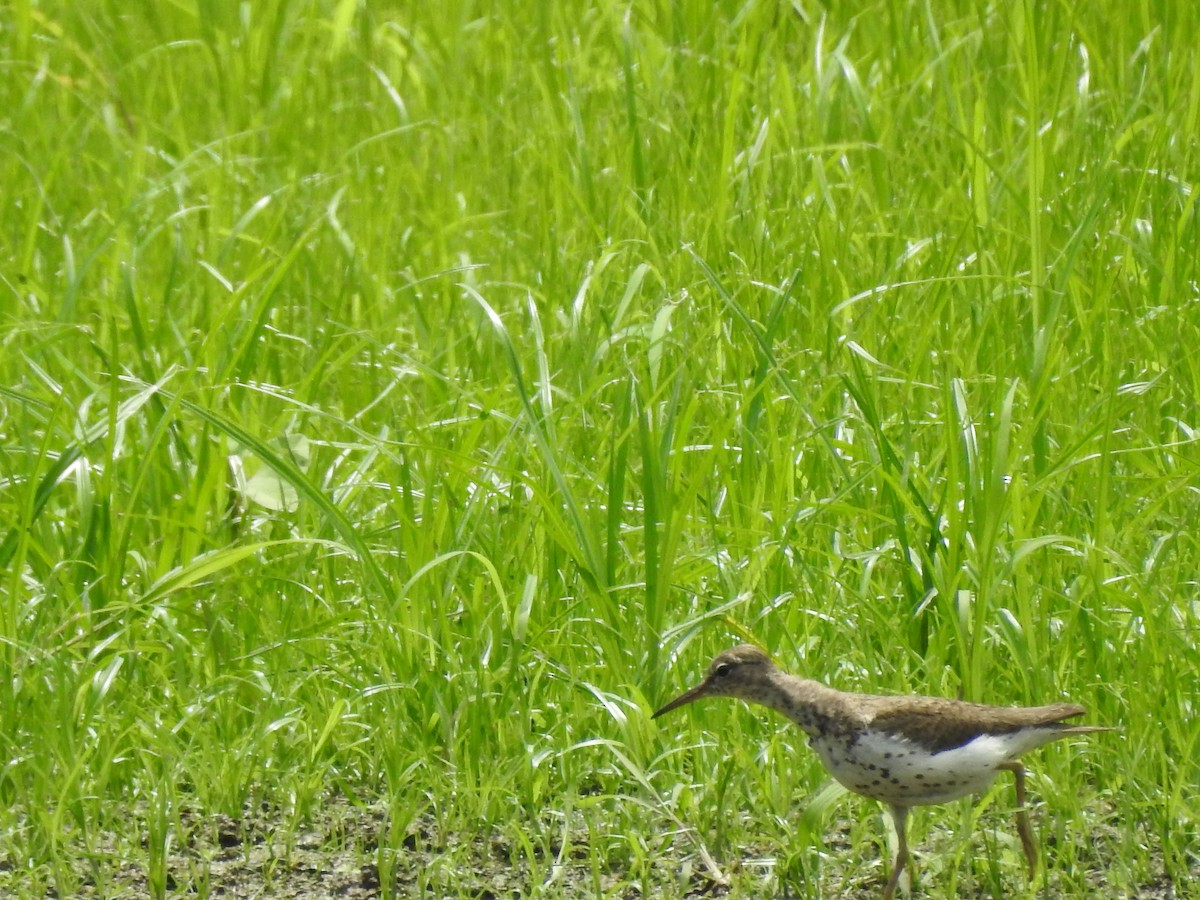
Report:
652,644,1112,898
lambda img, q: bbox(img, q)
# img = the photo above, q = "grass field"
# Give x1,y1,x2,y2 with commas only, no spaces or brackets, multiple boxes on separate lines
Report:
2,0,1199,897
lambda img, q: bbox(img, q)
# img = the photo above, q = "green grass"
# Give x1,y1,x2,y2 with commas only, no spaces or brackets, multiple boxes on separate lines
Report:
2,0,1198,896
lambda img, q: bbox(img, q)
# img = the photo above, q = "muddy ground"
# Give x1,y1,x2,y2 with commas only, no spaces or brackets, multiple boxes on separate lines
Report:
9,797,1190,899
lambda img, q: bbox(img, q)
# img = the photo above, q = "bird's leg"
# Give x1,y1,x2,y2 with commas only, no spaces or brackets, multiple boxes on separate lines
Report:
999,760,1037,875
882,805,910,900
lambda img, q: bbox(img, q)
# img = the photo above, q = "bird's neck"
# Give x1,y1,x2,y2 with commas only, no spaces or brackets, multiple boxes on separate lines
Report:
748,671,857,740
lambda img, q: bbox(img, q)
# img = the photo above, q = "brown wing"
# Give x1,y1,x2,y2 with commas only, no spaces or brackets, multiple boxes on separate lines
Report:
864,697,1087,753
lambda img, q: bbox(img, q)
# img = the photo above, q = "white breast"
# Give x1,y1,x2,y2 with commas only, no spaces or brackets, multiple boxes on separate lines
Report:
811,728,1039,806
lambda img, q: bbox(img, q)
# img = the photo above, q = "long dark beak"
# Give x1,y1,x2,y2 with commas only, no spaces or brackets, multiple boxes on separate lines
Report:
652,680,710,718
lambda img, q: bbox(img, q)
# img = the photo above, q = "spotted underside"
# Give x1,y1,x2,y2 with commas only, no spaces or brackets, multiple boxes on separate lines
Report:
809,713,1085,806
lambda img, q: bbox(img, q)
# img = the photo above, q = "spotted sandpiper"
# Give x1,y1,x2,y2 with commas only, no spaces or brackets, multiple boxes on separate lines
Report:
652,644,1113,898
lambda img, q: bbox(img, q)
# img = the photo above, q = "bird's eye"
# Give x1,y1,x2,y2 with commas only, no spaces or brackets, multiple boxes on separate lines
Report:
714,663,731,678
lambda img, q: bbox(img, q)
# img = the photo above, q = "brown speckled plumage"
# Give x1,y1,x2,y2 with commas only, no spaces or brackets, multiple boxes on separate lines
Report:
652,644,1114,899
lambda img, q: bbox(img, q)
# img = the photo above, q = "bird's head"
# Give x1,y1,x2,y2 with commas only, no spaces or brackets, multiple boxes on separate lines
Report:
652,644,778,718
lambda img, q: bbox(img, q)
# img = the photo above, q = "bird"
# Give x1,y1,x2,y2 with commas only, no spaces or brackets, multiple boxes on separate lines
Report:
652,644,1113,898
